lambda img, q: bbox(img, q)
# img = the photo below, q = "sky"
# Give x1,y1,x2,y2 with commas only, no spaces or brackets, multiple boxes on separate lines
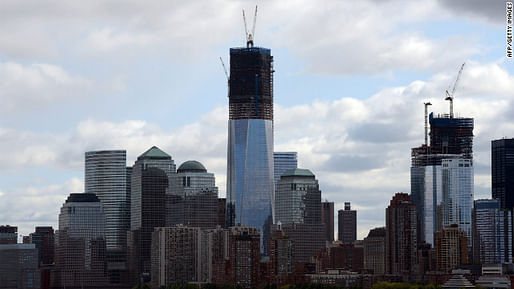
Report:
0,0,513,240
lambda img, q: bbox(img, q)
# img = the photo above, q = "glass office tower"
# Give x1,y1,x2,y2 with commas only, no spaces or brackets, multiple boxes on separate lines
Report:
226,46,274,253
85,150,128,251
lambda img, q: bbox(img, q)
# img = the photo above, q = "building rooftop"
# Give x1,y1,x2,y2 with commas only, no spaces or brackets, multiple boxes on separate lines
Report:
138,146,171,160
281,168,315,178
65,193,100,203
177,160,207,173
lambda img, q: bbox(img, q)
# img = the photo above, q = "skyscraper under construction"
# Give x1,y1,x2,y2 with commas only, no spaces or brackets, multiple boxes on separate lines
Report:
226,36,275,254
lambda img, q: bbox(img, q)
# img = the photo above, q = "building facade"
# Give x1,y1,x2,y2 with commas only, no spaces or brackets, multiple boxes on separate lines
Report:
0,225,17,244
129,146,175,282
363,227,386,275
0,244,40,289
54,193,108,288
226,46,275,254
338,202,357,243
275,168,321,225
385,193,417,280
441,158,473,246
274,152,298,189
322,201,335,243
167,160,219,229
472,199,512,264
492,138,514,210
435,225,468,272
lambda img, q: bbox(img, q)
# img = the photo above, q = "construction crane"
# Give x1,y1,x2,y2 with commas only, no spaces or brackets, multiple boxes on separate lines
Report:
424,102,432,146
219,57,229,81
445,62,465,118
242,5,258,48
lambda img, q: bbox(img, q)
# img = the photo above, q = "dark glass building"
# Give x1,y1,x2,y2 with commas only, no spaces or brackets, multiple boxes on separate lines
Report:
492,138,514,210
128,146,175,282
322,201,335,243
0,225,17,244
226,45,275,254
429,113,474,158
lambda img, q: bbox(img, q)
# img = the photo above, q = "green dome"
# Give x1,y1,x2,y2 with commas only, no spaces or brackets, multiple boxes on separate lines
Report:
281,168,315,177
177,160,207,173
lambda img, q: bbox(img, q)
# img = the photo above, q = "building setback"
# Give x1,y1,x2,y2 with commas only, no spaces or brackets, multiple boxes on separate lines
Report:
226,44,275,254
385,193,417,281
492,138,514,210
338,202,356,243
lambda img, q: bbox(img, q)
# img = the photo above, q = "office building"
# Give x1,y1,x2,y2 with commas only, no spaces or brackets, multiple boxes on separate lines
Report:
338,202,357,243
441,158,473,246
492,138,514,210
275,168,321,225
429,112,473,158
435,225,468,272
0,225,17,244
322,201,335,243
0,243,39,289
129,146,175,281
217,198,226,228
85,150,129,252
385,193,417,280
226,43,275,254
472,199,512,264
276,223,325,263
54,193,108,288
167,160,218,229
274,152,298,188
315,242,364,272
363,227,386,275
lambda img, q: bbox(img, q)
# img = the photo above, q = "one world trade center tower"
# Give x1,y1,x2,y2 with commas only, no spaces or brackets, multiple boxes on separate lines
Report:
226,42,274,254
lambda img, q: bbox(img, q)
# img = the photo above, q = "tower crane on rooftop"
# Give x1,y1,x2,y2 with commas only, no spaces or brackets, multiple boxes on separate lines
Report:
445,62,465,118
243,5,258,48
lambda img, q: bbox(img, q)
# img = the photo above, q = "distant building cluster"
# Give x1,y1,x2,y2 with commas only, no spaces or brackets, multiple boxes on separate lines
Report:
3,35,514,289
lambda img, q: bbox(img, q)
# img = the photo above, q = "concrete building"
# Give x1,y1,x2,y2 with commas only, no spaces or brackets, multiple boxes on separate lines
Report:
338,202,356,243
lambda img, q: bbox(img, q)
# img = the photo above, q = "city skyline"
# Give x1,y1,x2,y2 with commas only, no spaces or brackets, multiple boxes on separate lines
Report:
0,0,513,240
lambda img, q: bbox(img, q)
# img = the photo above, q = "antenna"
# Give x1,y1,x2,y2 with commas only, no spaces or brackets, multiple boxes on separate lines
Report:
242,5,258,47
445,63,465,118
424,102,432,146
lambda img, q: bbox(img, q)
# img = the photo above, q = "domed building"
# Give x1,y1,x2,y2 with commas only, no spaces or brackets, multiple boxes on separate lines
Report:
167,160,220,229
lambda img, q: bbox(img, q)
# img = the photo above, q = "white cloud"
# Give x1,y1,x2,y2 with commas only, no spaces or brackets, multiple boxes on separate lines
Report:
0,62,91,113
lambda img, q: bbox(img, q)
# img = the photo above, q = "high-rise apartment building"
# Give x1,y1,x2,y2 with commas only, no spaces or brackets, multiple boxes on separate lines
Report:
167,160,218,229
363,227,386,275
492,138,514,210
472,199,512,264
151,225,203,287
385,193,417,280
226,44,275,254
435,225,468,272
441,158,473,246
274,152,298,188
338,202,357,243
275,168,321,225
129,146,175,281
54,193,108,288
322,201,335,243
85,150,128,252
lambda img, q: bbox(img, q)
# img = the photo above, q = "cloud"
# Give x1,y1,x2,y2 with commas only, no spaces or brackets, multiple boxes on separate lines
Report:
437,0,509,25
0,62,91,113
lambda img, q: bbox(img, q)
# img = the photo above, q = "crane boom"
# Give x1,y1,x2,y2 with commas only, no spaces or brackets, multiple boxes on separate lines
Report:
219,57,229,81
251,5,258,41
242,9,249,44
242,6,258,47
445,62,465,118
